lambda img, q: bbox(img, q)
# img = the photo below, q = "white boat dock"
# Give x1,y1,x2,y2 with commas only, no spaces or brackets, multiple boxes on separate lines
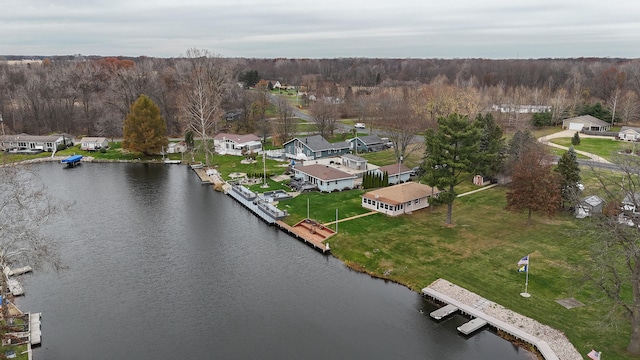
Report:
457,317,488,335
423,280,567,360
429,304,458,320
30,312,42,345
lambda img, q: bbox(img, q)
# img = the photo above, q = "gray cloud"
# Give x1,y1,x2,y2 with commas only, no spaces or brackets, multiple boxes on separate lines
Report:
2,0,639,58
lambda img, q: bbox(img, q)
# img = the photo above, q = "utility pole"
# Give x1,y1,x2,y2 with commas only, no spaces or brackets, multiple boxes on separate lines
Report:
0,113,4,136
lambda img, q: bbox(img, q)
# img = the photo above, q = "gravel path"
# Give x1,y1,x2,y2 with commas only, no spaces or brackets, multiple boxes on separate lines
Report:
428,279,582,360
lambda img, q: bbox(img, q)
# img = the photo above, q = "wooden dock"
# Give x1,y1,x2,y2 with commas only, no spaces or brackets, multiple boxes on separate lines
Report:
193,168,212,184
276,220,332,254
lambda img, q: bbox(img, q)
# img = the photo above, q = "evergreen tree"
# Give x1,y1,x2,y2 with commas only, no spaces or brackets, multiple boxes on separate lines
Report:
555,146,582,207
424,113,482,225
123,95,168,156
383,171,389,186
572,131,581,145
476,113,506,178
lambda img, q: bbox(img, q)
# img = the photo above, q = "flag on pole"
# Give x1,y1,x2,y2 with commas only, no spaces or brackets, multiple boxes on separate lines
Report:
587,349,601,360
518,255,529,266
518,265,528,272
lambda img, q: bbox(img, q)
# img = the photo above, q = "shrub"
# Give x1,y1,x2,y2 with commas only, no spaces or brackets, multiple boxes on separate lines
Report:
572,132,581,145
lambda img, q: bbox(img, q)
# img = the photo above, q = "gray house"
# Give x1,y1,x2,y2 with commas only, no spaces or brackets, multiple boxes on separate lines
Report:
0,133,73,152
375,163,413,185
348,135,386,153
283,135,350,161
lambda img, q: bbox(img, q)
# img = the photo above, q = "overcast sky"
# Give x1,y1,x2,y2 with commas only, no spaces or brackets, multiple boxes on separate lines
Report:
2,0,640,59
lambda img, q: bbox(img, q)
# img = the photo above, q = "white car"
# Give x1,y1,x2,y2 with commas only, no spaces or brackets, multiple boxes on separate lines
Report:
354,123,365,129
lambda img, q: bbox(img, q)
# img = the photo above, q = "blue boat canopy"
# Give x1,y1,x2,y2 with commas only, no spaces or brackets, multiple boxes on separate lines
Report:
61,154,83,163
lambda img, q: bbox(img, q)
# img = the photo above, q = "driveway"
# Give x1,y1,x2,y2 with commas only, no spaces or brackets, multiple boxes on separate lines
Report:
538,129,612,164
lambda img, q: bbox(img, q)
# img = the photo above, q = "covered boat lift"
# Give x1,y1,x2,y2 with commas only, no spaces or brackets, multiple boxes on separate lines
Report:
61,154,83,167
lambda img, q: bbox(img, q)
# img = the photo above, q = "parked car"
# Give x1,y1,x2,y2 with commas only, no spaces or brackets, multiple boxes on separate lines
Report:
354,122,366,129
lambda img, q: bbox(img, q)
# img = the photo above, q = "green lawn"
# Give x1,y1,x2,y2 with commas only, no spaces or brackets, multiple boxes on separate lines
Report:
276,186,632,359
549,137,636,161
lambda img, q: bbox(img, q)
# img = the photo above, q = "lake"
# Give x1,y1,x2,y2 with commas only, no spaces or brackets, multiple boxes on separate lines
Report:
16,162,533,359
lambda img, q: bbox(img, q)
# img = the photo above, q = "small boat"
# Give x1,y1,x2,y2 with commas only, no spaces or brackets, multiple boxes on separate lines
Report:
163,158,182,164
190,162,204,169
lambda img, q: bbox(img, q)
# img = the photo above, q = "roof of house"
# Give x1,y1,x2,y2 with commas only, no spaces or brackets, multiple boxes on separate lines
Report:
80,137,108,143
377,163,412,176
363,182,441,205
620,126,640,133
562,115,610,128
0,133,63,142
350,135,383,145
214,133,261,144
294,164,356,181
342,154,367,162
284,135,349,152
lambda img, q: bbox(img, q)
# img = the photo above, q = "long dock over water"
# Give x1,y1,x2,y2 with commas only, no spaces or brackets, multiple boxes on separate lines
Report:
423,279,581,360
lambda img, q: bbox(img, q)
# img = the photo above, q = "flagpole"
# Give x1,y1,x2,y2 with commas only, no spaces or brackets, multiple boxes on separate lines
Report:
521,254,531,298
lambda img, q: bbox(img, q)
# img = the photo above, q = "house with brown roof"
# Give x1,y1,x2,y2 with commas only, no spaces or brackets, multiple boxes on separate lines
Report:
375,163,413,184
213,133,262,156
362,182,441,216
292,164,357,193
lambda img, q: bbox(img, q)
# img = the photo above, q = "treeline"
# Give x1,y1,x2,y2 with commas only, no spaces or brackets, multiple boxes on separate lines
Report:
0,54,639,140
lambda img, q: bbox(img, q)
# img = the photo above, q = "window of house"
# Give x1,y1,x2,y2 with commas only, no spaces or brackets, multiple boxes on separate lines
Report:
18,142,26,147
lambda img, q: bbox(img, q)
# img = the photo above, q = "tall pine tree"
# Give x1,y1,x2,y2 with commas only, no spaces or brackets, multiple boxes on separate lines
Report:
424,113,482,225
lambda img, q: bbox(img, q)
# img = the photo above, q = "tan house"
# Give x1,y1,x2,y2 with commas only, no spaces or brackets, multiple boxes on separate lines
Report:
80,137,109,151
362,182,441,216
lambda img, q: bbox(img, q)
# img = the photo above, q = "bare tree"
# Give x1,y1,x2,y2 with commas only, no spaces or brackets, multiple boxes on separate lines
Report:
580,154,640,355
273,97,296,144
309,97,338,138
0,165,64,320
376,90,424,162
177,48,232,166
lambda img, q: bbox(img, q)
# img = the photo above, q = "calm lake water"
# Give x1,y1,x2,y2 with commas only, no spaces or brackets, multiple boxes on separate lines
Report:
16,162,533,360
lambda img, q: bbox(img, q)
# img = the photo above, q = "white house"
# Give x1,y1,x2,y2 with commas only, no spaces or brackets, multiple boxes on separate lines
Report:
361,182,441,216
375,163,413,184
0,133,72,152
619,126,640,142
213,133,262,156
80,137,109,151
292,164,356,193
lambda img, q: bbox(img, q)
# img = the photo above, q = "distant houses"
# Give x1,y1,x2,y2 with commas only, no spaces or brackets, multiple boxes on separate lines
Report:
362,182,441,216
348,135,386,153
375,163,413,185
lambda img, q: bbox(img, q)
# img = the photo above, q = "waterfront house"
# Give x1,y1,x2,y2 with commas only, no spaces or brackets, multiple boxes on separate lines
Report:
283,135,350,161
375,163,413,184
292,164,357,192
80,137,109,151
561,115,611,132
348,135,386,153
0,133,72,152
362,182,441,216
618,126,640,142
213,133,262,156
621,192,640,215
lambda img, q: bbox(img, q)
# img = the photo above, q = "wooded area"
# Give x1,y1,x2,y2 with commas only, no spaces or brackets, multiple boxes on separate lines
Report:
1,55,639,139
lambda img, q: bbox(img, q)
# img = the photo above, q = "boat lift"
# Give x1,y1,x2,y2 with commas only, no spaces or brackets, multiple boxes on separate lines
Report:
61,154,83,168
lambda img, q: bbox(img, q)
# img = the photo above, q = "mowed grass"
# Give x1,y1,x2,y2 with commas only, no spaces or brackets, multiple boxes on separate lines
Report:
277,186,631,359
549,137,635,161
